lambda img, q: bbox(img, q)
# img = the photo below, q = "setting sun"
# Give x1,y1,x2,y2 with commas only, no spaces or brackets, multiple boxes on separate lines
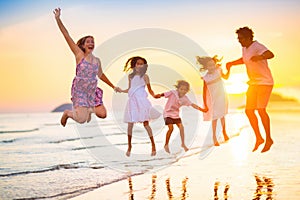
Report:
225,73,249,94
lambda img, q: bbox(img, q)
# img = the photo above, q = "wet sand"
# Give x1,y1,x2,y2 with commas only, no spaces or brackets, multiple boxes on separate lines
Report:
70,111,300,199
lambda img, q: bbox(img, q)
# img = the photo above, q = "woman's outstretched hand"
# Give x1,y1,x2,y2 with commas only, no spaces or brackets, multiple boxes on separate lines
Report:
114,87,122,93
53,8,61,19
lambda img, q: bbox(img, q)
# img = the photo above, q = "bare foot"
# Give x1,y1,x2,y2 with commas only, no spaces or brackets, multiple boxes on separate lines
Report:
126,146,132,157
261,139,274,153
151,150,156,156
60,111,69,127
214,141,220,146
252,138,265,152
182,144,189,152
224,134,229,142
126,150,131,157
164,145,170,153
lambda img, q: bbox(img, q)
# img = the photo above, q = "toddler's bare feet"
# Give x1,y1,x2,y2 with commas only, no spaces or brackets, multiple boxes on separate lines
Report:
252,138,265,152
182,144,189,152
60,111,69,127
261,139,273,153
164,145,170,153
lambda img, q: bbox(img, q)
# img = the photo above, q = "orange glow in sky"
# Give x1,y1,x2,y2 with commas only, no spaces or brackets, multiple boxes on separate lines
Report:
0,1,300,113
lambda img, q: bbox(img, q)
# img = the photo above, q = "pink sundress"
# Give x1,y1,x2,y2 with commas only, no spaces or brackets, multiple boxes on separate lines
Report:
71,58,99,108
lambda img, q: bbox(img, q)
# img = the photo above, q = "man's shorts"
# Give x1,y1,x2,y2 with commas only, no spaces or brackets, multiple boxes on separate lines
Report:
246,85,273,109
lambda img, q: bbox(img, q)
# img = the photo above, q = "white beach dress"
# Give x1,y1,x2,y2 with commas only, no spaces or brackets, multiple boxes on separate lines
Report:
203,68,228,121
124,75,161,123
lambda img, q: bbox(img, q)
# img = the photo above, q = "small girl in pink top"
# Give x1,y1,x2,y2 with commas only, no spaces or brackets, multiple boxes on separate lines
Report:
155,80,207,153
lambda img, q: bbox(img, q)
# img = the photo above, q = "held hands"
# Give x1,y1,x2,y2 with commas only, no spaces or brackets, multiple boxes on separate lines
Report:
225,62,232,71
199,106,208,113
202,107,208,113
114,87,122,93
53,8,61,19
115,87,128,93
192,103,208,112
153,94,162,99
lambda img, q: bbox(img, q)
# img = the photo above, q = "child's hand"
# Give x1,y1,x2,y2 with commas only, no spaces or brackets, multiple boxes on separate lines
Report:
118,88,128,93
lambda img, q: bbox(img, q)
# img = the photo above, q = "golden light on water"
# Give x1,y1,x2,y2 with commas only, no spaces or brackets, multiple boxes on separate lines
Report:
225,73,249,94
230,131,250,163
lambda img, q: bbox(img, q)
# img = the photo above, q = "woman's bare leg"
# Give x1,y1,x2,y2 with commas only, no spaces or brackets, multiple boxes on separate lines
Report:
61,107,89,126
95,105,107,119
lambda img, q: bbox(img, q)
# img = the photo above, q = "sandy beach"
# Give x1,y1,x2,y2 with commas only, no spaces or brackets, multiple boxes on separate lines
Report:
70,108,300,200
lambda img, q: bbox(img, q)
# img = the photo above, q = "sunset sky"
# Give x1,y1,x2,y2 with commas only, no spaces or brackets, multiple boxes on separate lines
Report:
0,0,300,113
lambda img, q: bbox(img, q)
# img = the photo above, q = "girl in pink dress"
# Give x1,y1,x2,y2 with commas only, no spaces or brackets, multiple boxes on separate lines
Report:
196,56,230,146
53,8,119,126
120,56,160,157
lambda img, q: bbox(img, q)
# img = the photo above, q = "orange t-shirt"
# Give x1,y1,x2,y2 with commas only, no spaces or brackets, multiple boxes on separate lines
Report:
242,41,274,85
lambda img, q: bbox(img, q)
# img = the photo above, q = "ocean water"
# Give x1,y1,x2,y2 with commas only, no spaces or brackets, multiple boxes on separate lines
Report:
0,104,299,199
0,113,132,200
0,108,242,200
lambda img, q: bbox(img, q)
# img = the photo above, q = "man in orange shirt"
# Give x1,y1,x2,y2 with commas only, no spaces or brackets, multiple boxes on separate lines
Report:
226,27,275,153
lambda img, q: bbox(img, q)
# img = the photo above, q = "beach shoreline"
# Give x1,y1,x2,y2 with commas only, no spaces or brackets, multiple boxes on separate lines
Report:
0,109,299,199
69,110,300,200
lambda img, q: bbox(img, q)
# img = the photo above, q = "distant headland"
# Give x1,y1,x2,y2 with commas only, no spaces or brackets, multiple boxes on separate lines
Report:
52,103,72,112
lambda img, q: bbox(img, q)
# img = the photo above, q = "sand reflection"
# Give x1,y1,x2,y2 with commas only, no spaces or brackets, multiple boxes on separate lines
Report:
166,177,188,200
127,175,188,200
253,175,274,200
149,174,157,200
214,181,230,200
128,177,134,200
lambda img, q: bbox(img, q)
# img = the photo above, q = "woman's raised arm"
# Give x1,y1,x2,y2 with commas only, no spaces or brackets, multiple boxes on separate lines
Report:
53,8,83,60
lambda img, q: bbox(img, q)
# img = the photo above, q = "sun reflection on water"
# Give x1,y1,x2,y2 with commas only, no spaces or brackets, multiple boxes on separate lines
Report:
229,130,251,164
